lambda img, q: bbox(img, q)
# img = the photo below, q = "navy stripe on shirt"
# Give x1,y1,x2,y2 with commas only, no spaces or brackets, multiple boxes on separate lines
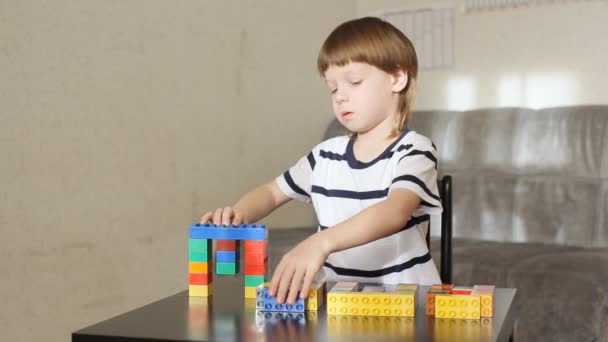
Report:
307,151,316,170
323,252,432,278
311,174,440,202
391,175,441,201
398,149,438,169
283,171,310,198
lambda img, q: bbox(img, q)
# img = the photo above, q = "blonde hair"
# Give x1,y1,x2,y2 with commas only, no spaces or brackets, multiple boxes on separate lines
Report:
317,17,418,137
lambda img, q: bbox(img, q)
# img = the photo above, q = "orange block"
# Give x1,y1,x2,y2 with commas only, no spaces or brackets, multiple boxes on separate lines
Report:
189,261,208,273
189,273,212,285
217,240,238,250
450,289,472,295
245,252,267,265
244,240,267,253
245,262,266,275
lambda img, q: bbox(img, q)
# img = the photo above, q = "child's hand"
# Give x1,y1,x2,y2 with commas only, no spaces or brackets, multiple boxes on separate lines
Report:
269,233,331,304
200,207,246,226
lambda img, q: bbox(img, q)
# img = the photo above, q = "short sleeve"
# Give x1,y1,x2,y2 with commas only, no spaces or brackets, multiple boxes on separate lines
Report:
275,147,318,203
389,140,443,215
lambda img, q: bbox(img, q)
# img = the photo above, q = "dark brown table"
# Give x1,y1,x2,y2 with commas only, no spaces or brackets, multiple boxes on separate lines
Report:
72,276,517,342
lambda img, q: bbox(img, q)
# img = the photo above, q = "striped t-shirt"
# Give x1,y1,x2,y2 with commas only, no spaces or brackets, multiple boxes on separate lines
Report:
275,130,443,285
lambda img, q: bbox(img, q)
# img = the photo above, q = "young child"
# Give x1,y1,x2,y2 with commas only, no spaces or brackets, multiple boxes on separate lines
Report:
201,17,442,305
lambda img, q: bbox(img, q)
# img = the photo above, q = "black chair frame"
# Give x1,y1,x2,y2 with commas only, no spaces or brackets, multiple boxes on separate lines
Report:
426,175,452,284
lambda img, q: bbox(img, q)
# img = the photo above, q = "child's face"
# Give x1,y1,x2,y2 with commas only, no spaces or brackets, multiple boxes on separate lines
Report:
324,62,402,135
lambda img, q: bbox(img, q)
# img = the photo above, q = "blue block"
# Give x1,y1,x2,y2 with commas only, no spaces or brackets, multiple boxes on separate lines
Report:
258,288,305,313
189,223,267,240
216,250,240,263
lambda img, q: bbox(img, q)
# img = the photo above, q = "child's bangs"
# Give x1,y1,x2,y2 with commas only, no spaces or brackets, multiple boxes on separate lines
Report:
317,35,387,76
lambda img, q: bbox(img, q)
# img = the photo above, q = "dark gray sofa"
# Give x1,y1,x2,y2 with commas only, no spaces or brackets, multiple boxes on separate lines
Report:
322,105,608,342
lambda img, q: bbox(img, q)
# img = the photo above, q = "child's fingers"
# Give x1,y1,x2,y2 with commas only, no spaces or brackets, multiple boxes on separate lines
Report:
269,261,285,297
233,212,244,226
200,212,212,223
287,268,305,304
221,206,233,226
276,265,295,304
299,269,316,299
212,208,223,225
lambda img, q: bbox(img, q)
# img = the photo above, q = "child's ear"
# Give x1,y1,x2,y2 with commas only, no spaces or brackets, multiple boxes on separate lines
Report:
391,69,408,93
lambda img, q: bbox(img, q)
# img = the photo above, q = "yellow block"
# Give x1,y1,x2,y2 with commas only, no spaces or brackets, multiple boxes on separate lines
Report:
435,294,480,319
189,261,208,273
306,281,326,311
189,284,212,297
327,292,416,317
479,293,493,317
244,286,257,299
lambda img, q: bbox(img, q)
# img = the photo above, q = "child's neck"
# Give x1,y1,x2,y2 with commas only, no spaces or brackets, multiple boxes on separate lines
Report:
353,128,399,163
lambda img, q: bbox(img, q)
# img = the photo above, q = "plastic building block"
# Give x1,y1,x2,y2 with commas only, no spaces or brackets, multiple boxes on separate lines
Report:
426,284,453,316
306,281,326,311
244,240,267,253
189,284,212,297
435,294,481,319
216,262,239,274
473,285,495,317
362,286,385,292
189,273,212,285
216,250,240,263
245,275,265,287
256,287,305,313
189,261,208,273
189,238,211,252
189,223,267,240
189,250,209,262
245,262,266,275
244,286,257,299
244,252,267,265
216,239,239,250
327,284,416,317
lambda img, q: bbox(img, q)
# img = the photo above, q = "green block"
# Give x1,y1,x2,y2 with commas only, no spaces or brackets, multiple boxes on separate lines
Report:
189,238,211,253
216,262,240,274
189,250,209,262
244,275,265,287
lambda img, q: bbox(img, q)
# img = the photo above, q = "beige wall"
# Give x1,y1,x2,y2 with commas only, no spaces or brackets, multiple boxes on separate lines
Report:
0,1,355,341
358,0,608,110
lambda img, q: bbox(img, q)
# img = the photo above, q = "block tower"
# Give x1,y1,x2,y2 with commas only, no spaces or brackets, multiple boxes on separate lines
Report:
188,223,268,298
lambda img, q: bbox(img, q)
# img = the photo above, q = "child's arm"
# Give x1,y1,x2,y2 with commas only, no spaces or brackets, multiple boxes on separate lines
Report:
269,188,420,304
200,180,291,225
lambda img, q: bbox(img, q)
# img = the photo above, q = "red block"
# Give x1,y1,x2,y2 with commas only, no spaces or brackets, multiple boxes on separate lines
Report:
245,252,267,265
189,273,212,285
450,289,472,295
245,262,266,275
244,240,267,253
216,240,238,251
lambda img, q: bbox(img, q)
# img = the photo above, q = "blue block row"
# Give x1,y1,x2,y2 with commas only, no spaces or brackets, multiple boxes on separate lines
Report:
216,250,240,263
189,223,267,240
255,287,304,313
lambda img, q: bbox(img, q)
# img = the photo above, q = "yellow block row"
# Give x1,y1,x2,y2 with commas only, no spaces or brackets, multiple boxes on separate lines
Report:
327,292,416,317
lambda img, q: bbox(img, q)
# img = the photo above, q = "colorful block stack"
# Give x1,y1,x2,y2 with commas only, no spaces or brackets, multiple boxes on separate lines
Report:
244,239,267,298
426,284,495,319
215,239,239,275
327,282,418,317
188,223,268,297
188,238,212,296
